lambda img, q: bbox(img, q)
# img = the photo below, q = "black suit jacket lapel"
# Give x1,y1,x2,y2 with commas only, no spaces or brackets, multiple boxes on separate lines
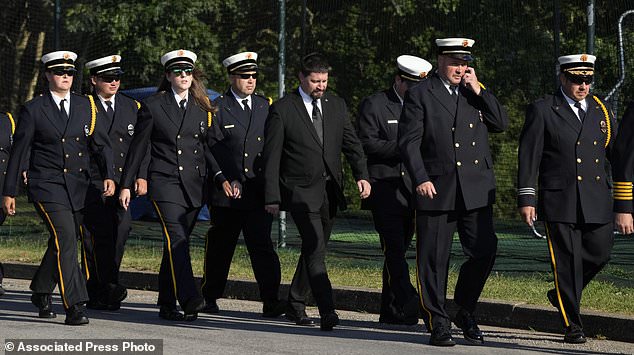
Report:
291,90,322,147
428,75,457,117
552,90,582,133
384,88,402,118
42,93,65,135
223,90,250,130
160,92,183,129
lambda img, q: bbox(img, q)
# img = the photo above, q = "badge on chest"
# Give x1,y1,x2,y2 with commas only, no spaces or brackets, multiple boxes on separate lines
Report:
128,124,134,136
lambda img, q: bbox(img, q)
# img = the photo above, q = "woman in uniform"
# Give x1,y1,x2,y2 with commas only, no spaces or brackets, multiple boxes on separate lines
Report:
0,110,16,297
2,51,115,325
119,49,215,321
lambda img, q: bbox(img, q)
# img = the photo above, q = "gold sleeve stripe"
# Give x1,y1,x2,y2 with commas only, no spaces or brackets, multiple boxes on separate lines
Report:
6,112,15,135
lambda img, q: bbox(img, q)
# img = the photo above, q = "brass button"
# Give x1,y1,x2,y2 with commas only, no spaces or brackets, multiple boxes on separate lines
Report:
65,154,69,158
576,158,581,163
195,166,199,169
257,136,262,141
63,168,68,173
61,138,66,143
257,153,261,157
244,168,249,172
244,153,249,157
78,168,82,172
456,161,462,167
194,134,199,138
118,167,123,172
78,152,83,157
119,137,123,142
177,135,181,139
75,137,80,142
455,143,460,148
472,142,476,146
577,141,580,145
474,159,479,164
178,150,182,155
401,171,405,176
179,166,184,171
596,176,601,181
595,159,600,163
593,141,598,145
120,153,125,157
469,123,474,128
451,127,455,132
577,176,582,181
194,150,198,154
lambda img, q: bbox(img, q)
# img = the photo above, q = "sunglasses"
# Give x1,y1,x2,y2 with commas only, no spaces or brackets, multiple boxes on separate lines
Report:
565,73,593,85
51,69,76,77
171,68,193,76
236,73,258,79
99,75,121,83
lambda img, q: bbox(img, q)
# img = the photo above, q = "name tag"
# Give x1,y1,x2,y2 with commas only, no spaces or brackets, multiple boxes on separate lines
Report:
387,120,398,124
224,124,235,129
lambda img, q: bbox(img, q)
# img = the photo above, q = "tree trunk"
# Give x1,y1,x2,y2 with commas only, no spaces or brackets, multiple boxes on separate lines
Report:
25,31,46,104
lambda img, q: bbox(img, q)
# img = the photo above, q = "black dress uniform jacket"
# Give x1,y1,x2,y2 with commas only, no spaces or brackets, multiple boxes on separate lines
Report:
120,91,210,208
90,93,148,186
0,112,15,225
357,87,411,210
263,90,369,211
518,90,616,224
398,73,508,211
3,93,114,210
208,91,268,209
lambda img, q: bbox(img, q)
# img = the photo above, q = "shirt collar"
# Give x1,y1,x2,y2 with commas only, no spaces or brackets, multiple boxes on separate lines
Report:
97,93,116,111
392,84,404,105
439,76,458,95
50,91,71,107
560,87,587,110
230,87,252,110
172,88,188,107
298,86,315,104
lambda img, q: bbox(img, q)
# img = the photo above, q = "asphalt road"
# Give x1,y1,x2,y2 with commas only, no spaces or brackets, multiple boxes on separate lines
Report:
0,278,631,355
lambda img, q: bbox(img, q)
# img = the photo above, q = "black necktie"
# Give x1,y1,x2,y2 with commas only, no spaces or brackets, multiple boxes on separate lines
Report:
574,102,586,122
450,86,458,102
312,98,323,144
60,99,69,121
242,98,251,116
105,100,114,122
179,98,187,116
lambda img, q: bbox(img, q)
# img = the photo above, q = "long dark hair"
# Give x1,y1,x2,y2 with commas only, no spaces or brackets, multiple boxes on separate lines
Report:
158,68,216,113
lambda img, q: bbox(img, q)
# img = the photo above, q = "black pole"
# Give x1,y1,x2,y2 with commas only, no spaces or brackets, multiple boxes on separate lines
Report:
54,0,61,50
553,0,561,89
301,0,307,57
587,0,595,54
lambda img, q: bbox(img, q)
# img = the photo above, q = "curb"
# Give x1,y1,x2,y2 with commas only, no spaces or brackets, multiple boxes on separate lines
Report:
4,262,633,343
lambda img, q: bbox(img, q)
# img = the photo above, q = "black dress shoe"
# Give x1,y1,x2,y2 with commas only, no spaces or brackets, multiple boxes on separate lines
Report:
429,321,455,347
453,309,484,344
201,299,220,314
564,324,587,344
320,312,339,331
159,305,184,321
65,304,89,326
262,300,287,318
31,293,56,319
285,311,315,326
547,289,559,309
106,283,128,304
182,296,205,315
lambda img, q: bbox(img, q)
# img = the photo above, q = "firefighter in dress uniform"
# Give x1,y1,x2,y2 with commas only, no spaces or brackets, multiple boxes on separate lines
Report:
82,55,149,310
119,49,215,321
3,51,115,325
518,54,616,344
0,110,16,297
356,55,432,325
201,51,285,317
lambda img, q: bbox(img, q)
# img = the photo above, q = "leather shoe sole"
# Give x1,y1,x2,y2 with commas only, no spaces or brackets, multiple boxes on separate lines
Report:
320,313,339,331
201,301,220,314
285,313,315,326
262,301,287,318
159,307,184,321
182,297,205,315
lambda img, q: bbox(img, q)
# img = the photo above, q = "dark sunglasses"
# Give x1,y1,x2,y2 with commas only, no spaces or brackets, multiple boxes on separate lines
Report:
51,69,76,77
99,75,121,83
236,73,258,79
171,68,193,75
565,73,593,85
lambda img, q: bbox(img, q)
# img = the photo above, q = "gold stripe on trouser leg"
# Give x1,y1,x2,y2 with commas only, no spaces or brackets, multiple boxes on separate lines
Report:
36,202,69,309
414,210,433,330
151,201,178,297
545,223,570,327
79,225,90,281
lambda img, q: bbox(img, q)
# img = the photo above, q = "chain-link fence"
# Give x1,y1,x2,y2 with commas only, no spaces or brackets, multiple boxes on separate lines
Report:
1,0,633,287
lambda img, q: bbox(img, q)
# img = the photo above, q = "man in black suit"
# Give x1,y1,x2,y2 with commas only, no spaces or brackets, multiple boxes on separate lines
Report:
201,51,284,317
398,38,508,346
518,54,616,344
262,53,370,331
356,55,432,325
82,55,148,311
3,50,115,325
